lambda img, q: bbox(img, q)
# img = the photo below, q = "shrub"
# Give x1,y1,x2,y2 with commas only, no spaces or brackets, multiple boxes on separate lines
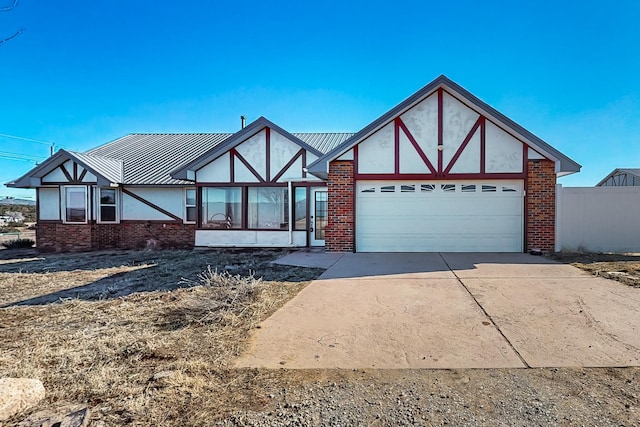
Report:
1,238,35,249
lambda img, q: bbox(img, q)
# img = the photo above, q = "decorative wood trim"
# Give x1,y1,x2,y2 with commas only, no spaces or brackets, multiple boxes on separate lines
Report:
396,118,437,174
443,116,483,174
394,118,400,174
73,163,78,181
232,149,265,183
272,149,304,182
265,127,271,182
78,168,88,182
229,149,235,182
480,117,486,174
302,150,307,178
355,172,525,180
121,188,181,222
437,88,444,173
60,164,73,182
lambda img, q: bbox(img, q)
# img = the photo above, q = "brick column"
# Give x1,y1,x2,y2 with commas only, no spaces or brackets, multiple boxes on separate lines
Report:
526,159,556,253
325,161,355,252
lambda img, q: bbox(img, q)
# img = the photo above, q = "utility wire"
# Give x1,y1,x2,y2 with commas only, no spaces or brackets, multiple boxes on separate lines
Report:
0,133,52,145
0,151,44,162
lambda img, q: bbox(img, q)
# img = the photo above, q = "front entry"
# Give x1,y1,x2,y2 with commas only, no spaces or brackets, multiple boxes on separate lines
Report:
309,188,328,246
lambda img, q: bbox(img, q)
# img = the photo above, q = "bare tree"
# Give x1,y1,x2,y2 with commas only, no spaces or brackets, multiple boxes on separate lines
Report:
0,0,24,46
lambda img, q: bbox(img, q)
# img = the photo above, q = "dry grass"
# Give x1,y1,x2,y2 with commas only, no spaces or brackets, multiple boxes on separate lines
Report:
549,252,640,288
0,250,318,425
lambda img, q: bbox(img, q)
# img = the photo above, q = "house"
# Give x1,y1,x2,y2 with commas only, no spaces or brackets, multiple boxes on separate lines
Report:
596,169,640,187
7,75,580,253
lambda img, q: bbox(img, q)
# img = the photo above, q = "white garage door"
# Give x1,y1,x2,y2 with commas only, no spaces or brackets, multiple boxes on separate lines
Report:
356,181,524,252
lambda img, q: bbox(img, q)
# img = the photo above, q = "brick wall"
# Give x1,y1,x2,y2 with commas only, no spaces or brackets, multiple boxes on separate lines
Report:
36,222,92,252
37,221,195,252
526,159,556,253
325,161,355,252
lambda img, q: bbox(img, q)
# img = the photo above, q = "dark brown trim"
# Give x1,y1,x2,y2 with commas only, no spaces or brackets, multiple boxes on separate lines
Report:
443,116,483,174
265,127,271,182
60,164,73,182
35,187,41,222
73,162,78,181
233,149,265,183
394,118,400,174
305,186,311,247
121,188,181,222
302,150,307,178
78,168,88,182
480,117,486,174
444,88,534,151
396,117,437,174
196,186,202,227
272,149,304,182
437,88,444,173
523,157,529,253
354,172,525,180
229,149,235,182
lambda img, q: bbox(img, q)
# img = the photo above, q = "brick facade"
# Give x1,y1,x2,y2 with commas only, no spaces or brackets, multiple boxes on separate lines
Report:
325,161,355,252
36,221,195,252
526,159,556,253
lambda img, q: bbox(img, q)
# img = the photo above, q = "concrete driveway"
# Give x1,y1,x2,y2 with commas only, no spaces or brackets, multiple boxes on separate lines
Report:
235,253,640,369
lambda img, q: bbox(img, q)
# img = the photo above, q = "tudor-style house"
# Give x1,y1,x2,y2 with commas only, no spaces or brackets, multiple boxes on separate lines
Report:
7,75,580,253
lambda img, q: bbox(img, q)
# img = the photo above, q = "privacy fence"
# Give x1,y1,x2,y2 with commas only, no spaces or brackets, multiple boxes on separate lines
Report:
556,185,640,253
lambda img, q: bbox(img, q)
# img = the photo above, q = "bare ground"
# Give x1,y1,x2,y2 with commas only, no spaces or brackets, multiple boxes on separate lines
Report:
0,249,639,426
549,252,640,288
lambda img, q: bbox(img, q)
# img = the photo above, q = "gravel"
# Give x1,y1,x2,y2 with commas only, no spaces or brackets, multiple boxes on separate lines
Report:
216,368,639,426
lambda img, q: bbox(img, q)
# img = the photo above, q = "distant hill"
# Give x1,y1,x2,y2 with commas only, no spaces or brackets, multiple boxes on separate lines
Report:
0,197,36,206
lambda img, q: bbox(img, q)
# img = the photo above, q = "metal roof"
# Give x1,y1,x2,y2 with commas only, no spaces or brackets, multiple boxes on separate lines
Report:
596,168,640,186
308,75,581,179
82,129,353,185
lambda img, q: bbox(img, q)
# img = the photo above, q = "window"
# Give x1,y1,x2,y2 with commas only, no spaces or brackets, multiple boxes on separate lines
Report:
293,187,307,230
482,185,497,192
381,185,395,193
98,188,117,223
441,184,456,192
63,186,87,223
502,185,517,192
420,184,435,193
185,188,196,223
201,187,242,229
461,184,476,193
401,185,415,192
361,187,375,193
248,187,288,229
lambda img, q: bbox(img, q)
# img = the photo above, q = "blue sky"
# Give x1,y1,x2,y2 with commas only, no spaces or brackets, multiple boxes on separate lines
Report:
1,0,639,199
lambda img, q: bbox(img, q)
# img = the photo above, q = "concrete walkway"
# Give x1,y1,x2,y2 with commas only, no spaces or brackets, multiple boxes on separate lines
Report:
237,253,640,369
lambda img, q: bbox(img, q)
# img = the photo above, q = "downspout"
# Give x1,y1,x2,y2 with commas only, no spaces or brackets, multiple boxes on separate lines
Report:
288,180,293,245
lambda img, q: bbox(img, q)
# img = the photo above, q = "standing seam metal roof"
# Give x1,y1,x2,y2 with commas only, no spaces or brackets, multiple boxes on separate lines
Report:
85,132,354,185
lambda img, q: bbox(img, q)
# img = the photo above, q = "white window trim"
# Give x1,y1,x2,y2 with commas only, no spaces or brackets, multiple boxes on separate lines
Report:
184,187,196,224
61,185,89,224
97,187,120,224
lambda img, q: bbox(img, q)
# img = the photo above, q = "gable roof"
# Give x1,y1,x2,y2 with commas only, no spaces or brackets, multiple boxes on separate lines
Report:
7,129,353,188
307,75,581,179
596,168,640,186
7,149,123,188
170,117,332,180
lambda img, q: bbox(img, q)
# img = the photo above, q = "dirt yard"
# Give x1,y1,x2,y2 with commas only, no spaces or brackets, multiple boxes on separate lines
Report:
550,252,640,288
0,249,639,426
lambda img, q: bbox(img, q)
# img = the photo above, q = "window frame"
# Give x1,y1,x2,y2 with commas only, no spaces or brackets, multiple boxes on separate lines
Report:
184,187,197,224
62,185,89,224
198,184,297,231
96,187,119,224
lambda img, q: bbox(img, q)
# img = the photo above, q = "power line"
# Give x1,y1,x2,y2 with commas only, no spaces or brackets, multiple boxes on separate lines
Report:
0,133,52,145
0,151,44,162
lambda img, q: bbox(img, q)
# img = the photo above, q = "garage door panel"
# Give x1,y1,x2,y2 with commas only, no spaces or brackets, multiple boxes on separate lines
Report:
356,181,523,252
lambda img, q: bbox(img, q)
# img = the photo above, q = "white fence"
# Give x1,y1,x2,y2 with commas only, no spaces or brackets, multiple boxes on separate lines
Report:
556,185,640,253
